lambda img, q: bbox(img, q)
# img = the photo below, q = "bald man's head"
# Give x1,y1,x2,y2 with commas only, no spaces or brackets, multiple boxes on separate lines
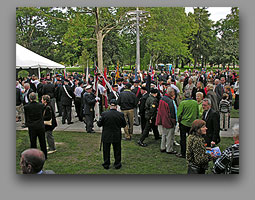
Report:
20,149,45,174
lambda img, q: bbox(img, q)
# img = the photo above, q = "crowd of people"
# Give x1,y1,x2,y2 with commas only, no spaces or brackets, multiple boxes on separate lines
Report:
16,67,239,174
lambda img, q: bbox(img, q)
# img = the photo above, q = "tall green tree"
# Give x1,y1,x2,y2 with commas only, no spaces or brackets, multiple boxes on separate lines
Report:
142,7,196,68
16,7,70,65
212,7,239,67
63,7,131,72
188,7,214,68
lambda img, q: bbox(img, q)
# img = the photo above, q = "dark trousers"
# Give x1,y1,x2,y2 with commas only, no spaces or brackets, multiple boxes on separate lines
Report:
234,94,239,110
140,114,146,134
62,105,72,123
74,97,82,121
140,118,160,142
84,114,94,132
179,123,191,157
187,163,206,174
102,142,121,168
56,100,62,116
28,128,47,159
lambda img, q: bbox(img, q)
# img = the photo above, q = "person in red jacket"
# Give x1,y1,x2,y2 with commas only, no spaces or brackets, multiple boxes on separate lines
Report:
156,87,177,154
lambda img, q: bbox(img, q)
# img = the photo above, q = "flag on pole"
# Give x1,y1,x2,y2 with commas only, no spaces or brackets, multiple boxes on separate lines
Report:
63,68,67,79
103,67,108,109
115,61,120,84
93,72,100,121
85,60,89,84
148,64,154,81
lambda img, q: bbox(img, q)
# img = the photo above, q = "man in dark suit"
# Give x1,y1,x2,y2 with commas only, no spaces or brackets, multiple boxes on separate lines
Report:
59,79,75,124
138,86,149,134
202,98,221,147
97,99,126,170
83,85,98,133
215,76,225,104
20,148,54,174
24,92,47,159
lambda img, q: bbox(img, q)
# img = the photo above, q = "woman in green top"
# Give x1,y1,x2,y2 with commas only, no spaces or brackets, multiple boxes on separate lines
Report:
186,119,213,174
196,92,204,119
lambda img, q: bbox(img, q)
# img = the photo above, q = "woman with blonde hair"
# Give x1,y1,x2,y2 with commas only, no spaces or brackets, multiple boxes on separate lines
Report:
186,119,213,174
196,92,204,119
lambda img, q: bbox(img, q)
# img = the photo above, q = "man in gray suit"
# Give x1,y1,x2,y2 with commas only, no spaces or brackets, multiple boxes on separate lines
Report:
20,148,55,174
215,76,225,104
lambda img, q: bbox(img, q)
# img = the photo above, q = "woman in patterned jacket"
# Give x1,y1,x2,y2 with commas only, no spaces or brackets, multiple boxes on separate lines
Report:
186,119,213,174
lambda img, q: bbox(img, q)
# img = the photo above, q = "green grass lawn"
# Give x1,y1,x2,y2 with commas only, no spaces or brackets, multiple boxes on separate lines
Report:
16,130,234,175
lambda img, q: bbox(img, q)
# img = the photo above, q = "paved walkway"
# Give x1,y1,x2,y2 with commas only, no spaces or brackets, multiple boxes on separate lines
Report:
16,107,239,138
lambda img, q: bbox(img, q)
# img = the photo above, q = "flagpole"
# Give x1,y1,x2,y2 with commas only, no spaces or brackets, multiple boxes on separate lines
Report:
86,60,89,84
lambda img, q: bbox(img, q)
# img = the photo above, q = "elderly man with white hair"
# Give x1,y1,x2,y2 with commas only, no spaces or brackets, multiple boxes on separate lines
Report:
213,124,239,174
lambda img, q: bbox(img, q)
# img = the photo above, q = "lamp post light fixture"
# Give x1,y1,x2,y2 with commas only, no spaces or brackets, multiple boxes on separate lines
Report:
126,7,150,72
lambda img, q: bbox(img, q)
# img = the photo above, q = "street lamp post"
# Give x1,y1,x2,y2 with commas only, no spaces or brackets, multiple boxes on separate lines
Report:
126,7,150,72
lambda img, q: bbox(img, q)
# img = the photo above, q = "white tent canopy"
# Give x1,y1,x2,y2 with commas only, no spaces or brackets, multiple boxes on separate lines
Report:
16,43,65,79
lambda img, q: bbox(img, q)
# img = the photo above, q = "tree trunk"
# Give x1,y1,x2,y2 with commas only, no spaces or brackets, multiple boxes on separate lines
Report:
97,30,103,73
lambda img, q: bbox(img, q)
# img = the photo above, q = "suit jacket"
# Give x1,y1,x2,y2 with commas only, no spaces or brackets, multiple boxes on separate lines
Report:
97,109,126,143
138,93,149,116
108,91,119,104
202,108,220,145
42,83,55,99
60,85,75,106
83,92,96,115
215,84,224,103
24,101,45,130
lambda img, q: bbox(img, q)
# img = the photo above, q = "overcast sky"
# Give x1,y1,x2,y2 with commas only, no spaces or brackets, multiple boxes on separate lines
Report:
185,7,232,22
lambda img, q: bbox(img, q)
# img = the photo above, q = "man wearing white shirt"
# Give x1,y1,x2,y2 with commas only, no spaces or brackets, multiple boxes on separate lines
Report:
74,81,84,121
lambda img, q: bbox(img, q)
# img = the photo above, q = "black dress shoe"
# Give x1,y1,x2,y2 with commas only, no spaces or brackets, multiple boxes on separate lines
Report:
67,122,74,125
176,153,185,158
160,149,166,153
114,164,122,169
137,140,148,147
167,151,177,154
88,130,95,133
102,164,109,170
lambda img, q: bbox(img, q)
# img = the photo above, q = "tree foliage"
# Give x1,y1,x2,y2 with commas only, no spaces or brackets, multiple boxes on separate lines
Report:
16,7,239,70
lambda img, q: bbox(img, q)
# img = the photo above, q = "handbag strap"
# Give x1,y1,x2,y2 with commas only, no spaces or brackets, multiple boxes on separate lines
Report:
43,105,52,117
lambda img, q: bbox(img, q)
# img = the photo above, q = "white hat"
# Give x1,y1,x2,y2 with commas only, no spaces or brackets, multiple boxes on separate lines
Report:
85,85,92,90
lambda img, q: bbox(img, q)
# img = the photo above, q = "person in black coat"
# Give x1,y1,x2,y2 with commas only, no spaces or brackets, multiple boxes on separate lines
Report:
97,99,126,169
83,85,98,133
202,98,221,147
59,79,75,124
55,80,63,117
42,79,56,114
24,92,47,159
138,86,149,134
